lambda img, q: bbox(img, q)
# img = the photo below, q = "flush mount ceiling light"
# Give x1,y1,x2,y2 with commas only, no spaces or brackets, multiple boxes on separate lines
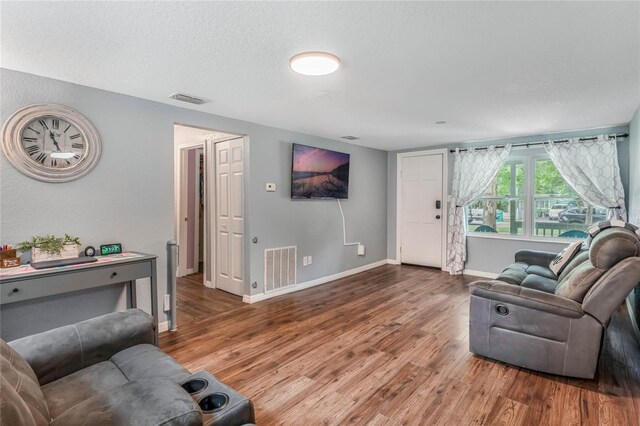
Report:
290,52,340,76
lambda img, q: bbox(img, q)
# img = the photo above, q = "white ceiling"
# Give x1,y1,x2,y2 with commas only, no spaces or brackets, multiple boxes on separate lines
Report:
2,1,639,151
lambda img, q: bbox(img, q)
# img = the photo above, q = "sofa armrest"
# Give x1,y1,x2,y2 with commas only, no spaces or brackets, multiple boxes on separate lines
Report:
514,249,558,267
470,280,584,318
9,309,155,385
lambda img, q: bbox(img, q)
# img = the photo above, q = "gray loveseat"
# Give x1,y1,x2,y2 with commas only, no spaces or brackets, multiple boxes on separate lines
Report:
0,309,255,426
469,226,640,378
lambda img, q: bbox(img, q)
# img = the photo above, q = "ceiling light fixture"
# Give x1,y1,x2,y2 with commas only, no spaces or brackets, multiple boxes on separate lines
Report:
290,52,340,76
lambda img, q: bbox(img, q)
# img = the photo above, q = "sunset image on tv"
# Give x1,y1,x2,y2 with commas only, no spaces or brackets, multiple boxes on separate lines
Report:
291,144,350,199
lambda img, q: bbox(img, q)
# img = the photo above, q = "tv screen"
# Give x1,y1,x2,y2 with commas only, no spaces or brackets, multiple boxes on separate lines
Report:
291,143,350,199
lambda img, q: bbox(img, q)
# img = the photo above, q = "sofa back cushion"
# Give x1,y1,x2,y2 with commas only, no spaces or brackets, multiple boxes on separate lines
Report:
558,251,589,282
0,340,50,425
556,227,640,302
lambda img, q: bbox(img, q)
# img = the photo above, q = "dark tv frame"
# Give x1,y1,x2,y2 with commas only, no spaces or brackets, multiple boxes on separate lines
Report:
291,143,350,200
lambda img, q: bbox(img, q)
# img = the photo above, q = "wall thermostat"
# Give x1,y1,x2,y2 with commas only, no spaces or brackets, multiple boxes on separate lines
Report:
266,183,276,192
84,246,96,257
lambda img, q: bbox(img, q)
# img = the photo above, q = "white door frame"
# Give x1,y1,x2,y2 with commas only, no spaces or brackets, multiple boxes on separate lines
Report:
192,148,203,274
396,148,448,270
174,140,206,279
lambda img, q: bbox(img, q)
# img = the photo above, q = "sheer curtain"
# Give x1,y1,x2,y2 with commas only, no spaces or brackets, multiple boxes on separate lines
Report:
446,145,511,274
545,136,627,221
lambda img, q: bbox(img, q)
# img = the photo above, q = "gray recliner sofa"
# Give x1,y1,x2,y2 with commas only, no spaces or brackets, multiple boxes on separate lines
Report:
469,226,640,378
0,309,255,426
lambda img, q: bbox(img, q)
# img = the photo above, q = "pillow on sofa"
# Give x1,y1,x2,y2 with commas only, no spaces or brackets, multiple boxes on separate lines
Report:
549,241,583,275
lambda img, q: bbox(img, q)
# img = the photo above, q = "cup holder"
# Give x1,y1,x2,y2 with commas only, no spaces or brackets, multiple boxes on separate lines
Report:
182,378,208,394
198,393,229,413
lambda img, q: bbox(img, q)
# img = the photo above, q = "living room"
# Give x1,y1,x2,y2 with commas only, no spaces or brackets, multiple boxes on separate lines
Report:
1,2,639,425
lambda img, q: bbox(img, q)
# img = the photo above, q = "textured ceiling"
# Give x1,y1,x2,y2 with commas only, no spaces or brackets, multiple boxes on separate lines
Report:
2,1,639,151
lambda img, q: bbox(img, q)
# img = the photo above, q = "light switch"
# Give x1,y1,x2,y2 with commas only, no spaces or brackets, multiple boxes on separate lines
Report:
266,183,276,192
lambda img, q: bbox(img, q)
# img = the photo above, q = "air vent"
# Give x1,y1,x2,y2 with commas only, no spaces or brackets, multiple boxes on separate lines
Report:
341,135,360,140
264,246,296,293
168,93,208,105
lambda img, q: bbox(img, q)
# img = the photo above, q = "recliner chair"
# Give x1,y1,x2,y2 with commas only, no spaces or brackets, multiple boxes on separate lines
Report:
469,226,640,378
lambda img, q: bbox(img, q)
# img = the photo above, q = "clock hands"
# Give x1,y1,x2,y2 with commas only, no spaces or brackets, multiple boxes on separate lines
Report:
49,131,62,151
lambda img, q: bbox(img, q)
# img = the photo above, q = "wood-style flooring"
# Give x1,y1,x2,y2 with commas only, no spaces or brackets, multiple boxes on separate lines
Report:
161,265,640,425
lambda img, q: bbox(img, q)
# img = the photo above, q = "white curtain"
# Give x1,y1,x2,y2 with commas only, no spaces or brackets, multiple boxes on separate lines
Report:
545,137,627,221
446,145,511,274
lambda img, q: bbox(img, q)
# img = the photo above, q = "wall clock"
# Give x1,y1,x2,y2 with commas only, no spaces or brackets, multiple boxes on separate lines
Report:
1,104,101,183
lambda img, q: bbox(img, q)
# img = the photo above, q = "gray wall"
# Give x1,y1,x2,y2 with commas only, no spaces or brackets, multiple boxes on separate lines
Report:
0,69,387,339
387,125,631,274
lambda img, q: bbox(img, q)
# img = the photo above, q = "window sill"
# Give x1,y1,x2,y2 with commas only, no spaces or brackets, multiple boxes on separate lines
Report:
466,233,580,245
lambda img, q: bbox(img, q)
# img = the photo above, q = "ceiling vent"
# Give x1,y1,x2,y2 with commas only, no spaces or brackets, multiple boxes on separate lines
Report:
341,135,360,141
168,93,208,105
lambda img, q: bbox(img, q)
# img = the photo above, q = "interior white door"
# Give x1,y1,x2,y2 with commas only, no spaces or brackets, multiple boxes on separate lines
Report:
400,154,443,267
215,138,244,295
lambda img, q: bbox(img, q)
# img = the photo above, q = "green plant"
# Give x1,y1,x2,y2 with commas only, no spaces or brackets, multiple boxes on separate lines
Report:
63,234,81,246
17,234,81,255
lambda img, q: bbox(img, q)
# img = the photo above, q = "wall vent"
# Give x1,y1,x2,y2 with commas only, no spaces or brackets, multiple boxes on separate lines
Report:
341,135,360,140
168,92,208,105
264,246,297,293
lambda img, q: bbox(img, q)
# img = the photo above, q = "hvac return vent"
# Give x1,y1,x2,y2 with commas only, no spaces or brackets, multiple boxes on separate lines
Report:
168,92,208,105
264,246,297,293
341,135,360,140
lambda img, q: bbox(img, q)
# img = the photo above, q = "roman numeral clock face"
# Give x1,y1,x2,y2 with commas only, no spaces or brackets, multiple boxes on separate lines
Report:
22,117,85,168
1,104,101,182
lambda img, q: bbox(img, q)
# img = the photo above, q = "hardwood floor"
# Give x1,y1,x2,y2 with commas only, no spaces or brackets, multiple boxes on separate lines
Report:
161,265,640,425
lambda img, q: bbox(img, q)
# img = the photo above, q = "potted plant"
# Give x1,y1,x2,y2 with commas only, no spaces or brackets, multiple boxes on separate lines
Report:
17,234,81,263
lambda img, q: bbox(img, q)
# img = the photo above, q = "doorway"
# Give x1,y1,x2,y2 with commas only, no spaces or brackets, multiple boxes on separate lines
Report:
174,124,246,298
396,149,448,269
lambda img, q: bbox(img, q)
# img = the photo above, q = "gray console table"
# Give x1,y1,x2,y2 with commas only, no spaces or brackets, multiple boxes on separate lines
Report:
0,253,159,344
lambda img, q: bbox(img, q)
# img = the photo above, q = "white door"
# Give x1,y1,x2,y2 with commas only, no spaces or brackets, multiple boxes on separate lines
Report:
400,154,443,267
215,138,244,295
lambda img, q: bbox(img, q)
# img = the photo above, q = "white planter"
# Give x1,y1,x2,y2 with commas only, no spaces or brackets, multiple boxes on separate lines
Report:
32,244,79,263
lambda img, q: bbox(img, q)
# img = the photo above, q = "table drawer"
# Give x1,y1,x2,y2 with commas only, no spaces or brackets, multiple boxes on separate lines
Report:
1,262,151,305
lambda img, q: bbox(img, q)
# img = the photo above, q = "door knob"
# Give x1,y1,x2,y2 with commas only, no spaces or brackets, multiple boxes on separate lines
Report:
436,215,441,219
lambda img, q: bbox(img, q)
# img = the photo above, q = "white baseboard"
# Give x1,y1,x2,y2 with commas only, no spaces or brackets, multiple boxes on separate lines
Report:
204,280,214,289
186,268,195,275
387,258,401,265
158,320,169,332
243,259,391,304
462,269,499,279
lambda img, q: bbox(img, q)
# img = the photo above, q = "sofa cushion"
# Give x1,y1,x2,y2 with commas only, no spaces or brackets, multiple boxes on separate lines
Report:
588,227,640,269
549,241,583,275
555,261,606,302
521,274,558,294
0,340,50,426
558,251,589,282
525,265,557,280
49,378,201,426
110,344,190,382
497,268,528,285
41,361,128,419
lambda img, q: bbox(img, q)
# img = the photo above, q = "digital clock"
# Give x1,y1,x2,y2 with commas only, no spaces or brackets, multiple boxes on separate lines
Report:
100,243,122,256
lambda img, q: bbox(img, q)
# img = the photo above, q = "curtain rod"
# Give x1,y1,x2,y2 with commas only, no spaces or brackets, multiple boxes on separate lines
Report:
449,133,628,153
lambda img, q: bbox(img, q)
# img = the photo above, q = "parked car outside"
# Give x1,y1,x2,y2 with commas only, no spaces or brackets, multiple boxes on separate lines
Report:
549,203,568,220
558,207,606,224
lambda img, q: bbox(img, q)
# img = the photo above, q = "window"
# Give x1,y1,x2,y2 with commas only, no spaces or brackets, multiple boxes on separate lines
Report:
467,155,605,239
466,161,524,235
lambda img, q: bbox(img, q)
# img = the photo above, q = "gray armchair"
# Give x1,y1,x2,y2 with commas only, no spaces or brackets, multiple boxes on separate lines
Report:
1,309,255,426
469,226,640,378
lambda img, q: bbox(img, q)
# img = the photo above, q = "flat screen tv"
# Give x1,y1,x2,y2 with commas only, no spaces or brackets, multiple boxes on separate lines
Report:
291,143,350,199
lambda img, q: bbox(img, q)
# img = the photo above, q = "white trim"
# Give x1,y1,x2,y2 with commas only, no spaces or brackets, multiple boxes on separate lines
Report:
204,280,213,288
462,269,499,279
158,321,169,333
185,268,195,275
243,259,391,304
396,148,448,269
466,233,578,245
387,258,401,265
